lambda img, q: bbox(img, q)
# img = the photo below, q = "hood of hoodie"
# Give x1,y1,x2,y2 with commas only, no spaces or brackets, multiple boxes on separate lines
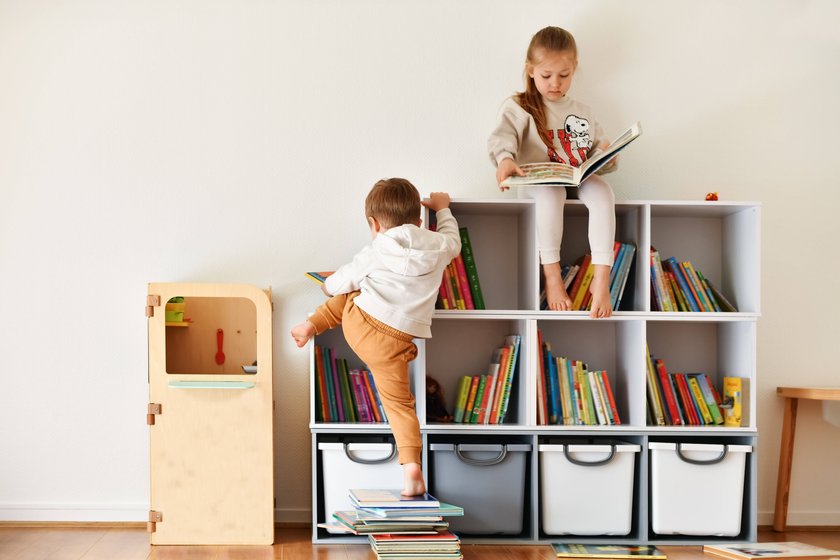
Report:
372,224,447,277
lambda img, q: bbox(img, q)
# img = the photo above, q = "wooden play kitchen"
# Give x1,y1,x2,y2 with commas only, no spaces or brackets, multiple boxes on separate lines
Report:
146,283,274,545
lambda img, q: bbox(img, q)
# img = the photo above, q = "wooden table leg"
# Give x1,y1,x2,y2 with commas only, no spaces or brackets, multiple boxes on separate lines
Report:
774,397,799,531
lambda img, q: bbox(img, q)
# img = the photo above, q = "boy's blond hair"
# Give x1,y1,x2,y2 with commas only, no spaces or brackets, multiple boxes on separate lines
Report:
365,178,421,229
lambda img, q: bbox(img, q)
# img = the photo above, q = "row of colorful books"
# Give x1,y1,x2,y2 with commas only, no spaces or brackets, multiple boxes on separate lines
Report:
650,249,737,312
435,226,485,310
451,334,521,424
314,345,387,424
537,330,622,425
646,346,747,427
541,241,636,311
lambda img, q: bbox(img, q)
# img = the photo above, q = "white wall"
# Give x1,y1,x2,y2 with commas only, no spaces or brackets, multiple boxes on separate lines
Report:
1,0,839,526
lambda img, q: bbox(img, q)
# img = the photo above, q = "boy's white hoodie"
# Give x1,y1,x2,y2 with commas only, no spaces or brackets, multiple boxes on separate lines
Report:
324,208,461,338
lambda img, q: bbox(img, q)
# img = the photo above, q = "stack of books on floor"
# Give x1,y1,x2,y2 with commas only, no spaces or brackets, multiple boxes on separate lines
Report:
324,488,465,559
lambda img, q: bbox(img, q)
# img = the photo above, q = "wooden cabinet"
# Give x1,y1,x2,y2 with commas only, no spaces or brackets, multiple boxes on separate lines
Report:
147,283,274,545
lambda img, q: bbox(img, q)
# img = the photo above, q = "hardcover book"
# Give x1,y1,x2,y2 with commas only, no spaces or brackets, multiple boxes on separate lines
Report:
552,544,667,559
350,488,440,508
501,121,642,188
702,542,840,560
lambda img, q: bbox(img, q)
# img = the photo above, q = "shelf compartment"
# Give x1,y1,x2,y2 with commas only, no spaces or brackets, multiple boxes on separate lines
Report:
424,318,529,427
537,319,646,428
646,320,755,430
309,328,421,427
436,199,536,311
648,202,760,314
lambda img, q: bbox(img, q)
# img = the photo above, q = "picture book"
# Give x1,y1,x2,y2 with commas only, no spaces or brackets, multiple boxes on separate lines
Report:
702,542,840,560
552,544,667,559
305,271,332,284
500,121,642,188
350,488,440,509
359,502,464,518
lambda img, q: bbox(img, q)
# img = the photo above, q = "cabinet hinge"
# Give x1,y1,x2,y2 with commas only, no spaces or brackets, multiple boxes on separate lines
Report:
147,403,162,425
147,510,162,533
146,295,161,318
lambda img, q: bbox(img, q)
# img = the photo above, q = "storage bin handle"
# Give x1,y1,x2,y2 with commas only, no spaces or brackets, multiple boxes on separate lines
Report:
675,442,728,465
563,444,616,467
343,442,397,465
454,444,508,466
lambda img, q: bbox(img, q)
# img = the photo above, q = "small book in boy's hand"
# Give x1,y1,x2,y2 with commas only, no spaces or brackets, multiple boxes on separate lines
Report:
305,271,333,285
349,488,441,508
501,121,642,188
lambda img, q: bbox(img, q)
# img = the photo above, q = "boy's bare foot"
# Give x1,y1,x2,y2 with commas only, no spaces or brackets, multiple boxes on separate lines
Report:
290,321,315,347
544,262,572,311
401,462,426,497
589,264,612,319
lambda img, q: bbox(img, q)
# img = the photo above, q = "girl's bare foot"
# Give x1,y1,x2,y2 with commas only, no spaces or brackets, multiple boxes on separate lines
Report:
589,264,612,319
290,321,315,347
544,262,572,311
401,462,426,497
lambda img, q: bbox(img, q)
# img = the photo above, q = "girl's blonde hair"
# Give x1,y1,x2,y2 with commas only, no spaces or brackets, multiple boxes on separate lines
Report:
515,26,578,149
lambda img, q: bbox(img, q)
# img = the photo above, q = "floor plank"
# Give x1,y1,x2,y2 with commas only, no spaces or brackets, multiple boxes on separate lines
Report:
0,525,838,560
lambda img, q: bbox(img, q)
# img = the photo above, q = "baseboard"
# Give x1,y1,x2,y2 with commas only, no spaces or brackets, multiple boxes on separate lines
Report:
274,507,310,525
0,503,148,522
758,510,840,527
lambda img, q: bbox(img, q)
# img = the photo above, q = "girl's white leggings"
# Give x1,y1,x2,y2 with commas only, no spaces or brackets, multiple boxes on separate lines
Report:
521,174,616,267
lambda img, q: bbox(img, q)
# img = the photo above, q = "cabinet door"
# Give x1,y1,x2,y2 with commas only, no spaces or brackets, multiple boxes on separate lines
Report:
147,283,274,545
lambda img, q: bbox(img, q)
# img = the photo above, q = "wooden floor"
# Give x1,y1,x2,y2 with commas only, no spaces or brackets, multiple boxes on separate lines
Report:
1,525,839,560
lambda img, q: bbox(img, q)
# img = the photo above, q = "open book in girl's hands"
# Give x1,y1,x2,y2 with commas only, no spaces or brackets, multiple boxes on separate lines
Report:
501,121,642,188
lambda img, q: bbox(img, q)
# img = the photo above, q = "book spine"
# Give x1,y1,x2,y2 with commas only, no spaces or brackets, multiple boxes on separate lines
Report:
665,270,689,311
664,257,701,312
567,357,580,425
462,375,480,423
615,244,636,310
546,347,559,425
683,261,714,312
488,347,510,424
572,259,595,310
329,348,345,422
674,373,698,425
696,270,723,312
609,243,628,309
362,368,382,422
469,375,488,423
678,261,707,311
338,359,357,423
568,254,591,305
601,370,621,425
453,254,475,310
536,330,547,425
447,262,465,310
588,370,608,425
498,335,521,423
482,368,498,425
314,345,329,422
723,376,744,427
654,359,682,426
650,249,673,312
688,376,713,424
452,375,472,423
556,356,569,425
645,345,665,426
366,370,388,423
696,373,724,425
350,370,370,422
459,227,485,309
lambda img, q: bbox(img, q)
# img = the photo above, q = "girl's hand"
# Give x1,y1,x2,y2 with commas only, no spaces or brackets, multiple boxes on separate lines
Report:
594,141,619,175
496,158,524,191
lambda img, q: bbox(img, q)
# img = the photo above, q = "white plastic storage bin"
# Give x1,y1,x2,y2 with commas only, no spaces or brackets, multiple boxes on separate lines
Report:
539,443,640,535
429,443,530,535
650,442,752,536
318,442,403,526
